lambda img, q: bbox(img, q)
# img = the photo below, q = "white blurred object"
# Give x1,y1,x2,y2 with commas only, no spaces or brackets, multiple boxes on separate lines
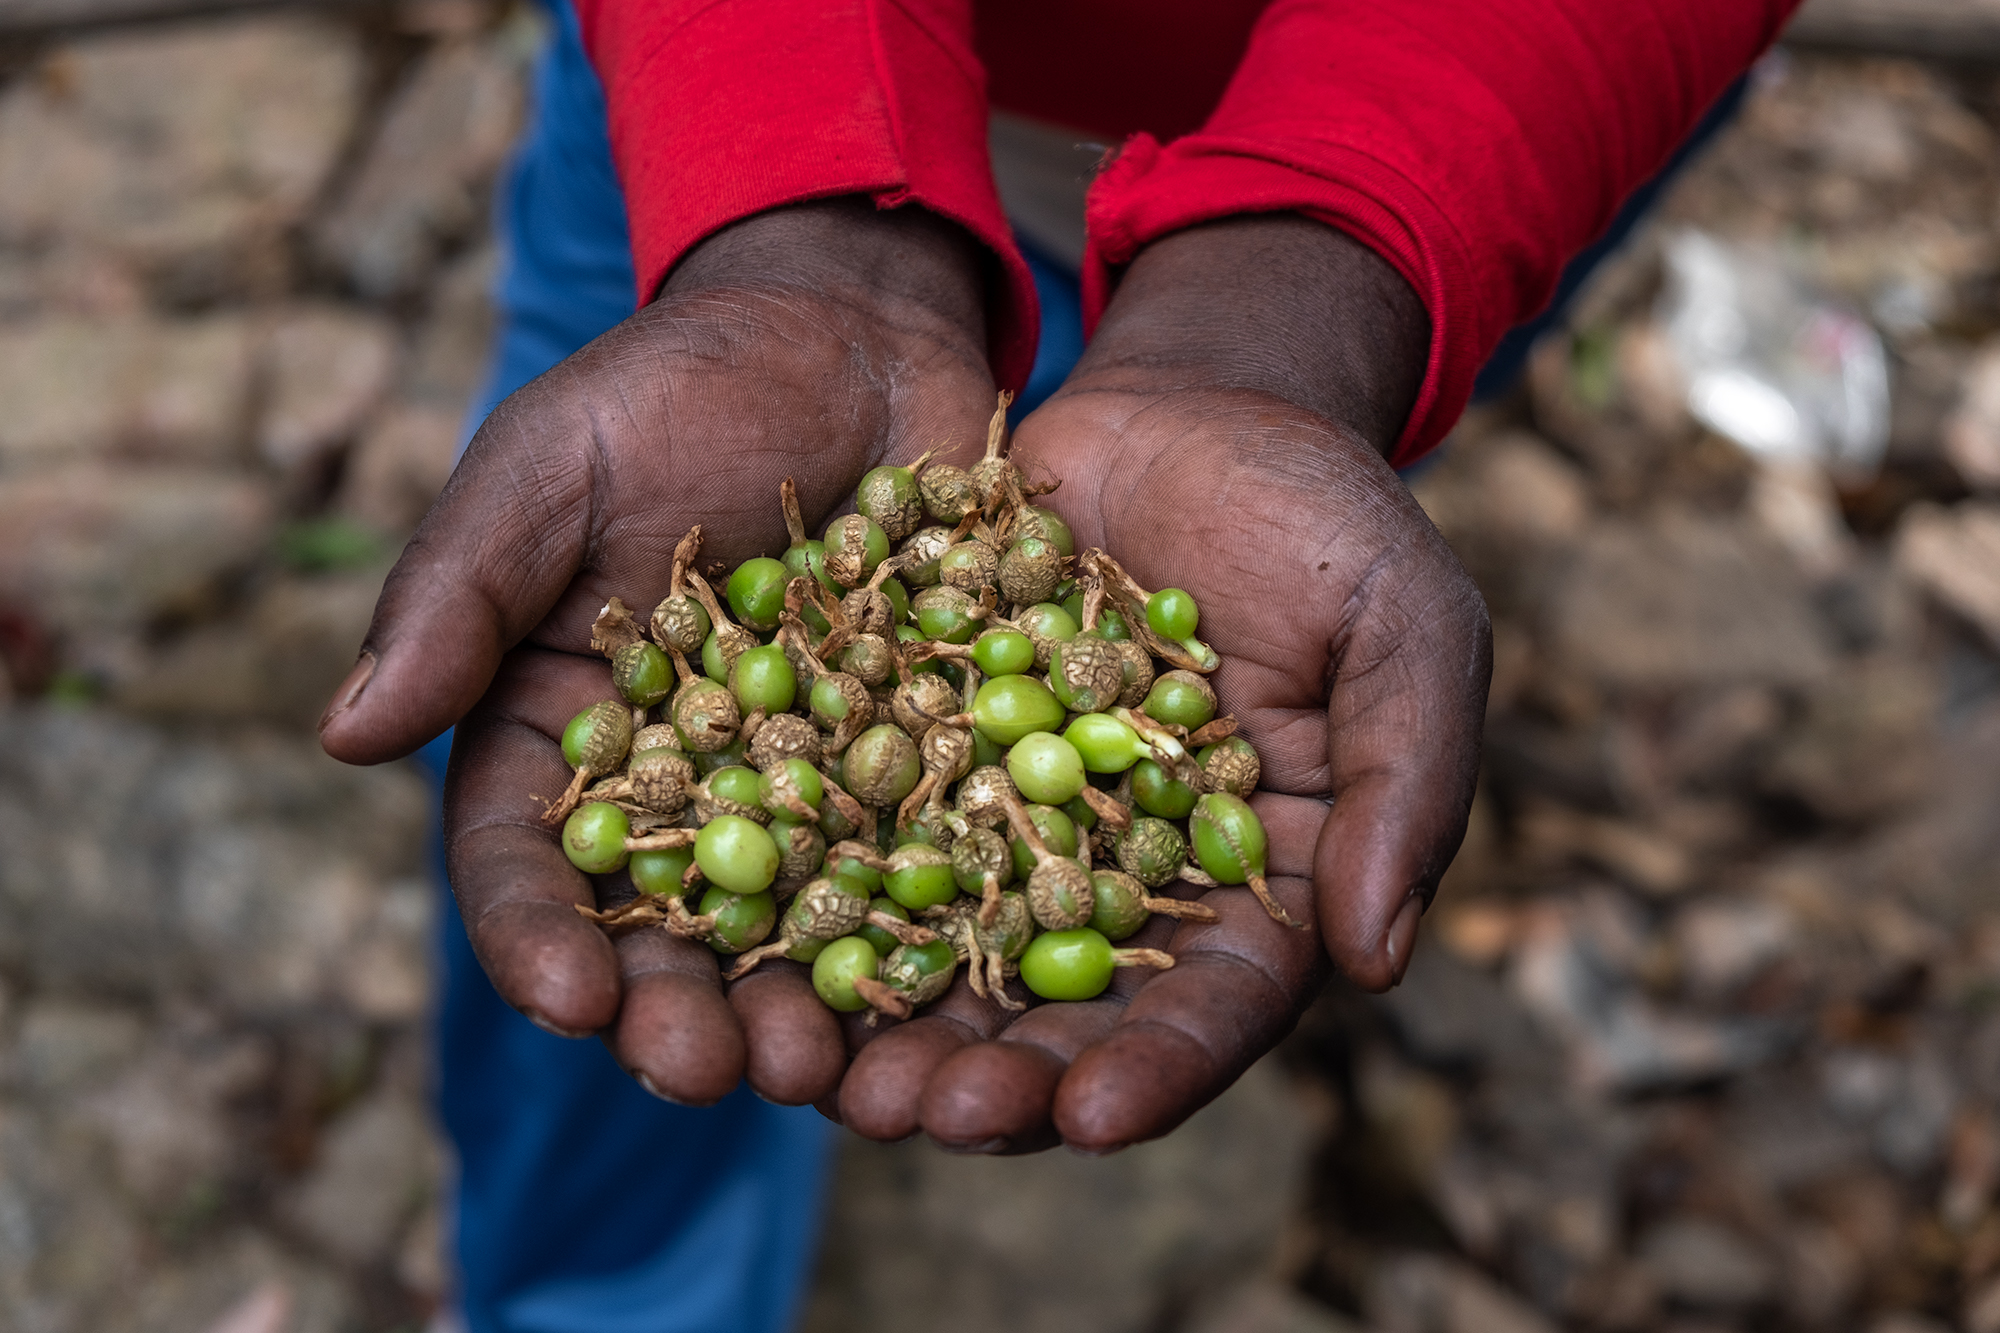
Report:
1660,230,1891,478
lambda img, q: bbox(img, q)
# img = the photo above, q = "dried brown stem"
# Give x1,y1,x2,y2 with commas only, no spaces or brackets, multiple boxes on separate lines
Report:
1140,895,1220,924
853,976,913,1020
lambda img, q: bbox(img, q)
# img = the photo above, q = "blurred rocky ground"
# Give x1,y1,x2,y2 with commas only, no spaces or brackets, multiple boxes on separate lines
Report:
2,5,2000,1333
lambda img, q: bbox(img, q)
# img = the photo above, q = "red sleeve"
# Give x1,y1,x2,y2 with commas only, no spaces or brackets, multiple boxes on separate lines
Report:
1082,0,1802,466
571,0,1040,391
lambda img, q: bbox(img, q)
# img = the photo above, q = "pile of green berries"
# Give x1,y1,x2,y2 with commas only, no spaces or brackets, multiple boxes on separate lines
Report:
548,394,1297,1021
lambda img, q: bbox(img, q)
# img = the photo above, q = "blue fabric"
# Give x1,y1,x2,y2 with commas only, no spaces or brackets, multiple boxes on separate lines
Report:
433,8,833,1333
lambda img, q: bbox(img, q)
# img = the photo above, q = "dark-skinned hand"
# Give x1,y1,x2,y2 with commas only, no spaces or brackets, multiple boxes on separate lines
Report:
834,217,1491,1153
319,201,1491,1154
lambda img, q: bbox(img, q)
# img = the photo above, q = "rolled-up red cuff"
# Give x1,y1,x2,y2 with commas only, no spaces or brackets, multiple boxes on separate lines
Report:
578,0,1040,390
1083,133,1476,469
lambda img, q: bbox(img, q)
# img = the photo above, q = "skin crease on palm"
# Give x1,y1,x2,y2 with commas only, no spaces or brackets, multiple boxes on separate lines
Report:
316,196,1492,1156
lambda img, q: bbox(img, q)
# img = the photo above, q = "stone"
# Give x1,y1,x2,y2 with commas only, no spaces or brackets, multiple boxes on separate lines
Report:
1945,341,2000,491
1184,1280,1365,1333
1894,501,2000,648
1673,897,1798,997
338,878,435,1023
1366,1252,1559,1333
1967,1273,2000,1333
0,15,363,294
337,402,463,533
800,1057,1311,1333
0,463,274,635
77,1030,274,1209
115,568,386,724
109,1230,355,1333
1635,1218,1775,1309
280,1091,439,1265
404,244,498,410
313,39,524,297
1546,510,1835,690
12,999,144,1094
1761,655,1939,822
1509,900,1793,1094
257,304,399,471
0,313,253,469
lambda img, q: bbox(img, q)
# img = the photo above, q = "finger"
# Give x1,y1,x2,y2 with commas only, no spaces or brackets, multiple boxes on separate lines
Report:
319,302,997,767
728,963,848,1106
1312,539,1490,990
605,923,746,1106
918,999,1124,1153
1053,798,1328,1151
442,648,626,1035
836,980,1015,1140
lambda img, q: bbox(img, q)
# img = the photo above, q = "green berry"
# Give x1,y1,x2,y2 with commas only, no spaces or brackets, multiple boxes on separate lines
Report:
699,885,776,954
691,734,748,774
883,844,958,911
1146,588,1199,642
1019,928,1116,1001
822,513,890,584
966,675,1065,746
759,758,824,820
1088,869,1151,941
882,938,957,1004
700,630,730,684
561,801,630,875
881,577,911,626
783,538,838,594
825,848,886,898
726,557,789,632
912,586,983,645
856,897,909,955
1062,713,1153,773
730,643,797,714
842,724,921,807
856,464,925,541
705,764,766,812
694,814,780,895
1190,793,1268,886
1022,506,1075,558
562,700,632,774
1142,670,1216,731
1132,758,1198,819
630,846,695,897
971,628,1035,677
1009,803,1079,881
1116,816,1188,888
1197,736,1261,798
811,936,879,1011
1006,732,1087,806
612,642,673,708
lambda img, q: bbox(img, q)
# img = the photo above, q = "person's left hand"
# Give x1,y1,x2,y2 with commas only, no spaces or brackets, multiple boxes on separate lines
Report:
825,215,1493,1153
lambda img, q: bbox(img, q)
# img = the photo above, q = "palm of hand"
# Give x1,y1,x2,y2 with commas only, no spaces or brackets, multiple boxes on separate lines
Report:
824,381,1488,1154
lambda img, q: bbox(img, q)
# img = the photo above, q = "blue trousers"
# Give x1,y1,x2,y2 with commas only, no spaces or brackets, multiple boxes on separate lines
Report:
433,6,1743,1327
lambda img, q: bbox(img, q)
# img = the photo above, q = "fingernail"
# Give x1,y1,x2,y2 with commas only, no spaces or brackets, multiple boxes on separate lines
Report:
317,649,376,736
522,1007,591,1040
1066,1142,1128,1158
936,1136,1008,1155
634,1071,689,1105
1384,894,1423,986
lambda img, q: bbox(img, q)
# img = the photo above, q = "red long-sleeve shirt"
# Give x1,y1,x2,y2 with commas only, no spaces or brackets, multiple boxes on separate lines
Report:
571,0,1799,465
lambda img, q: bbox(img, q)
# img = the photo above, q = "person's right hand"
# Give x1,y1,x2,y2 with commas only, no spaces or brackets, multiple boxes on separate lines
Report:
316,199,1000,1106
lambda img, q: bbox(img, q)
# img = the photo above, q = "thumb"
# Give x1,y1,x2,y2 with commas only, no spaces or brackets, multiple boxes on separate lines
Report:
318,391,597,765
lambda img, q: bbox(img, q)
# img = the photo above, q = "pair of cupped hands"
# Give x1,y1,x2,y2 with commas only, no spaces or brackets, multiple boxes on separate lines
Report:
317,198,1490,1155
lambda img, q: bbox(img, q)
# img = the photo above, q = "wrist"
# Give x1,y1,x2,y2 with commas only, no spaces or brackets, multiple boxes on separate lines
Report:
660,198,990,359
1071,215,1430,456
